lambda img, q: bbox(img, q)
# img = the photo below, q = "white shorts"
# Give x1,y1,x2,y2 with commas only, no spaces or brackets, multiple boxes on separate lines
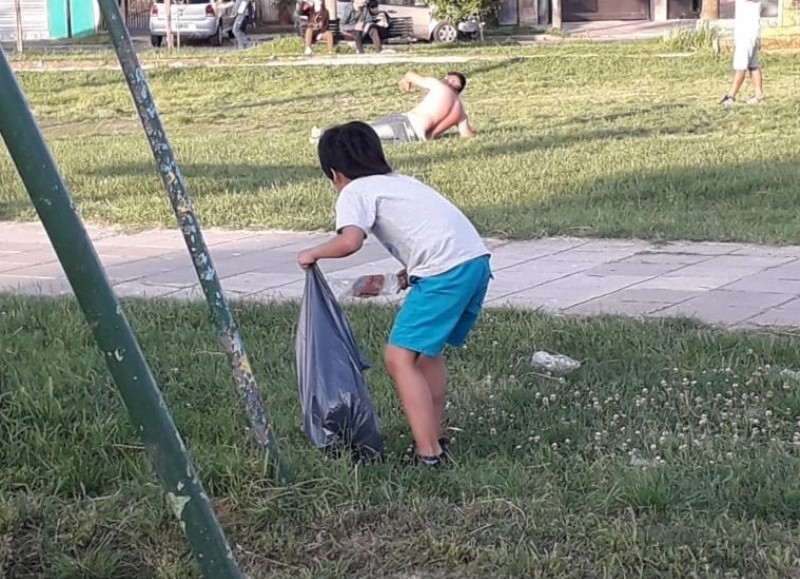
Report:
732,37,760,71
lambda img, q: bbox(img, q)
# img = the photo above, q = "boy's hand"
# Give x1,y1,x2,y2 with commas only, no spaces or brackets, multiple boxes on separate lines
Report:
397,269,408,290
398,79,411,92
297,250,317,269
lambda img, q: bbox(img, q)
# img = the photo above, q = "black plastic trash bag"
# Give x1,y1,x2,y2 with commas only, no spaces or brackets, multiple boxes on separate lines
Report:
295,264,384,461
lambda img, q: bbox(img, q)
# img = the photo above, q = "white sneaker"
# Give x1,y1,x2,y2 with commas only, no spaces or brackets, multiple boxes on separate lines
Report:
309,126,322,144
304,47,312,57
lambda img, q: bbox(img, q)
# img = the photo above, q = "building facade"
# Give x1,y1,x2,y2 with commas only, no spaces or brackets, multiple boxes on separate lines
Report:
0,0,99,41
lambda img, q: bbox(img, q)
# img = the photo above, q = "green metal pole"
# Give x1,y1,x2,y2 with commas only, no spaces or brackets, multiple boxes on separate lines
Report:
0,48,246,579
96,0,291,485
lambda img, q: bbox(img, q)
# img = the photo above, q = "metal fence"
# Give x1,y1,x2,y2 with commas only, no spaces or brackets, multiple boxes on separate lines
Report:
123,0,151,32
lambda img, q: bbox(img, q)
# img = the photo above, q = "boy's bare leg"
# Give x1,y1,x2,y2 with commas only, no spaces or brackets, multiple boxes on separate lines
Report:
324,31,334,54
384,345,442,457
304,27,314,49
728,70,747,100
750,68,764,100
416,354,447,437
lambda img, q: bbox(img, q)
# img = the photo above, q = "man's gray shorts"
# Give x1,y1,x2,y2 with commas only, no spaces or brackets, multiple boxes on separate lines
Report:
733,37,760,71
369,113,422,143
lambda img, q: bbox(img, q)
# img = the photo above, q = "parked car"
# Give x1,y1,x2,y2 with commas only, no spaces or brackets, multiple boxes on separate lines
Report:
149,0,236,47
376,2,481,43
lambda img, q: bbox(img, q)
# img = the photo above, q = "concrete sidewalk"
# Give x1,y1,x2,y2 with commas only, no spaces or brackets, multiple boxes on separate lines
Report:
561,19,695,41
1,222,799,329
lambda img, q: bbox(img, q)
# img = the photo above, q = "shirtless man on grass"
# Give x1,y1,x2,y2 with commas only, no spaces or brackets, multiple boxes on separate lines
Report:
310,70,474,144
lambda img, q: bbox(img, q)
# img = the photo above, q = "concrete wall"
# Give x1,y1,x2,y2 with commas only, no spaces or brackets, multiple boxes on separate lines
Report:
652,0,667,20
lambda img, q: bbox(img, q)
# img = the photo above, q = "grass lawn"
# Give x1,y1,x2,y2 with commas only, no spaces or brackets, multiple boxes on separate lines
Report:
2,295,800,577
1,44,800,243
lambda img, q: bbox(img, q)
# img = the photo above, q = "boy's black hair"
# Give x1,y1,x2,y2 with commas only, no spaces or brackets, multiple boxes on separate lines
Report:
447,71,467,93
317,121,393,181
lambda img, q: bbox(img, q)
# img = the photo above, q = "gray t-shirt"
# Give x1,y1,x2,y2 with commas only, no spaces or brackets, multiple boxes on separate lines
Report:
335,173,489,279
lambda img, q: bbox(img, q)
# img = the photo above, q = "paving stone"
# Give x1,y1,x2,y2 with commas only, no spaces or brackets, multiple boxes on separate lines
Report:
220,272,304,294
745,298,800,328
103,258,195,284
3,222,800,328
723,275,800,294
92,230,188,251
630,276,733,292
489,239,589,270
617,252,713,266
247,280,306,303
583,260,687,277
765,261,800,279
566,300,667,317
112,282,183,299
675,254,795,276
488,274,649,310
731,245,800,259
566,288,700,317
648,241,745,255
0,275,73,296
652,290,794,325
484,267,577,301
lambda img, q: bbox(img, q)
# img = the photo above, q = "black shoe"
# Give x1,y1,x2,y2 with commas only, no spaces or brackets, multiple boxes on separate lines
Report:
401,439,454,469
414,453,450,469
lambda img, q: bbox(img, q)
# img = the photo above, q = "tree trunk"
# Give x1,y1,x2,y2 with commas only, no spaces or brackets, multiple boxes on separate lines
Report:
701,0,719,20
552,0,562,28
165,0,175,49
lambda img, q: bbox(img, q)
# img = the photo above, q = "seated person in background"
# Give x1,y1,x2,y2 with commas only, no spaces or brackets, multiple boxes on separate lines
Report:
309,70,474,144
338,0,382,54
299,0,334,57
363,0,390,47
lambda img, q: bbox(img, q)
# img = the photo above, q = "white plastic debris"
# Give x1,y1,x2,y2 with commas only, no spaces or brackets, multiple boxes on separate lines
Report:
779,369,800,383
629,455,664,468
531,351,581,376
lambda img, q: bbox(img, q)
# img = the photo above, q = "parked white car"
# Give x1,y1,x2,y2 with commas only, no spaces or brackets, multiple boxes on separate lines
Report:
376,2,481,43
149,0,237,47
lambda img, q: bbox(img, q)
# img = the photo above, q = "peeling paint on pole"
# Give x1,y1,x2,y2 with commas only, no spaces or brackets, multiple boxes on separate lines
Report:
0,47,246,579
95,0,291,485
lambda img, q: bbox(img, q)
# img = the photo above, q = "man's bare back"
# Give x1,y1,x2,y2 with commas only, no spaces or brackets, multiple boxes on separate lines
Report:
400,71,474,141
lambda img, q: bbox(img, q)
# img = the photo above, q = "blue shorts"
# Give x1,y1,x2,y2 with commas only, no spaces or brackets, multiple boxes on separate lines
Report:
389,255,491,358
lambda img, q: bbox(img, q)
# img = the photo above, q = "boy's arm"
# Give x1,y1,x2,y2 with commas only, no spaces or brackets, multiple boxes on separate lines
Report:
297,226,364,268
399,70,440,92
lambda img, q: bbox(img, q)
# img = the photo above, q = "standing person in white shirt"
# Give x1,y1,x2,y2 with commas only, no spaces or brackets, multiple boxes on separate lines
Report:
297,121,492,469
720,0,764,105
232,0,252,50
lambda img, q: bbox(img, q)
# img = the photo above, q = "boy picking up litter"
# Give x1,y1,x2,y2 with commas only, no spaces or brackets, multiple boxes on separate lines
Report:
297,121,492,468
